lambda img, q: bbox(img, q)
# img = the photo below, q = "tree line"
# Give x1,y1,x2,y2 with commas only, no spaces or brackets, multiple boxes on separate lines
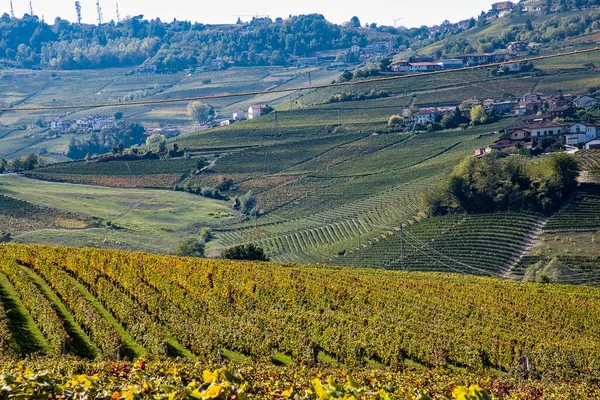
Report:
421,153,580,216
0,13,416,71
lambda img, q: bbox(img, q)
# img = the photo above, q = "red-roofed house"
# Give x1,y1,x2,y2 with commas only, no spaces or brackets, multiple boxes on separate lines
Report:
248,104,268,119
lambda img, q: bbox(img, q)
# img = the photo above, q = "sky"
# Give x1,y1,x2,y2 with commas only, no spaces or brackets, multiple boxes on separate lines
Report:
4,0,497,28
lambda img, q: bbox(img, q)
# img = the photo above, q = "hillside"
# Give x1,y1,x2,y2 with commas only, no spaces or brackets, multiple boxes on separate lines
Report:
1,244,600,384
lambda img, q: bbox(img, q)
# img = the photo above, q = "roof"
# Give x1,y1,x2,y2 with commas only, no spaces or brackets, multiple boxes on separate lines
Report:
548,106,571,112
410,62,439,66
530,123,567,129
570,122,600,127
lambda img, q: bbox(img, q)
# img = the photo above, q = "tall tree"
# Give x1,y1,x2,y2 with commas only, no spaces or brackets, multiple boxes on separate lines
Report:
74,1,81,24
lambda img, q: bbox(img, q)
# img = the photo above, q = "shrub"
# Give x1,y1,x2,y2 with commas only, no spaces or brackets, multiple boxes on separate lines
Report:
221,244,269,261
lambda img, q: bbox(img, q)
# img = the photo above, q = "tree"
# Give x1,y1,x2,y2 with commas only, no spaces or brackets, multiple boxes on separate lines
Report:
349,16,361,28
221,244,269,261
176,238,205,258
0,158,7,174
75,1,82,24
114,111,123,120
388,115,404,127
187,101,213,125
158,140,167,154
470,105,487,125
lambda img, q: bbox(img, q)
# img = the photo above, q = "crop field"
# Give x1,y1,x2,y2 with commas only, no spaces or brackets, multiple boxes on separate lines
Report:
0,175,234,253
1,243,600,386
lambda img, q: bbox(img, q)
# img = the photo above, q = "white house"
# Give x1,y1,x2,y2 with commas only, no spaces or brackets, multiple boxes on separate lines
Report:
411,108,444,125
219,119,235,127
585,139,600,150
565,123,600,145
93,119,117,131
233,110,245,120
409,62,443,72
530,123,567,137
390,60,410,73
248,104,268,119
573,95,598,109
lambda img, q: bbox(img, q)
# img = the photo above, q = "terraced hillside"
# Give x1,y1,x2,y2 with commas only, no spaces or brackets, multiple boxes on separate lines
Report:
2,243,600,383
338,212,542,275
509,183,600,284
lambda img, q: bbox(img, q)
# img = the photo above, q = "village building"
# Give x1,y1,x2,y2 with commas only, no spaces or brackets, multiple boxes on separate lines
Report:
390,60,410,73
457,53,507,66
248,104,268,119
409,55,434,63
547,106,574,119
585,139,600,149
50,119,73,130
410,108,447,125
573,95,599,109
529,123,567,137
490,101,517,115
565,123,600,145
219,119,236,127
434,59,464,69
409,62,443,72
233,110,245,121
492,1,514,11
507,41,528,53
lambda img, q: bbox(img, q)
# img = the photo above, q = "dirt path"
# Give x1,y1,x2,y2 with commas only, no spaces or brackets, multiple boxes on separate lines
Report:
502,217,549,279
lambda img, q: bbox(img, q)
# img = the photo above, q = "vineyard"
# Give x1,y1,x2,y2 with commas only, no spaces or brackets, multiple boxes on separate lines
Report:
337,212,542,275
0,244,600,382
0,195,95,236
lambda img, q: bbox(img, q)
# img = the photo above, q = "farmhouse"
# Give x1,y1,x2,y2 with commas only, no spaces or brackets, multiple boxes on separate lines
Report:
585,139,600,149
93,119,117,131
490,138,519,150
490,101,517,115
50,119,73,130
530,123,567,137
565,123,600,145
547,106,574,119
219,119,236,127
233,110,245,120
510,127,532,141
507,41,528,53
409,62,442,72
434,59,464,69
410,108,446,125
248,104,268,119
573,95,599,109
390,60,410,73
492,1,514,11
457,53,507,66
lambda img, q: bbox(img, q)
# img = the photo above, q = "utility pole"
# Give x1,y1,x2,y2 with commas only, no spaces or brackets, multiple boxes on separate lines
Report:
116,3,120,23
9,0,14,18
96,0,103,25
308,71,312,87
337,109,341,126
357,231,361,248
29,1,33,16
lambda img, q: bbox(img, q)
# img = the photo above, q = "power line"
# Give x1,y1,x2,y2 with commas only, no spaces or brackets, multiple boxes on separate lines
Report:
1,47,599,112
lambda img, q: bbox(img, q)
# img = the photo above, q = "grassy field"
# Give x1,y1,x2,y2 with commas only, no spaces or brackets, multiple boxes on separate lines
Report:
0,174,234,253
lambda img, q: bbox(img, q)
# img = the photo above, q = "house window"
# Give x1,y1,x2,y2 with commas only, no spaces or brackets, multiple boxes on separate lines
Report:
544,131,547,135
549,130,553,135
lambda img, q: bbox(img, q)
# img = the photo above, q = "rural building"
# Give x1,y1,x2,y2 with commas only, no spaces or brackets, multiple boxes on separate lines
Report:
233,110,245,120
530,123,567,137
350,45,361,53
514,101,542,116
573,95,599,109
50,119,73,130
585,139,600,149
409,55,434,63
409,62,443,72
549,93,571,108
457,53,507,66
134,64,157,74
492,1,514,11
507,41,528,53
93,119,117,131
248,104,268,119
390,60,410,73
547,106,574,119
490,101,517,115
565,123,600,145
219,119,236,127
491,138,519,150
510,127,532,140
435,59,464,69
410,108,445,125
505,62,522,72
297,57,319,67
